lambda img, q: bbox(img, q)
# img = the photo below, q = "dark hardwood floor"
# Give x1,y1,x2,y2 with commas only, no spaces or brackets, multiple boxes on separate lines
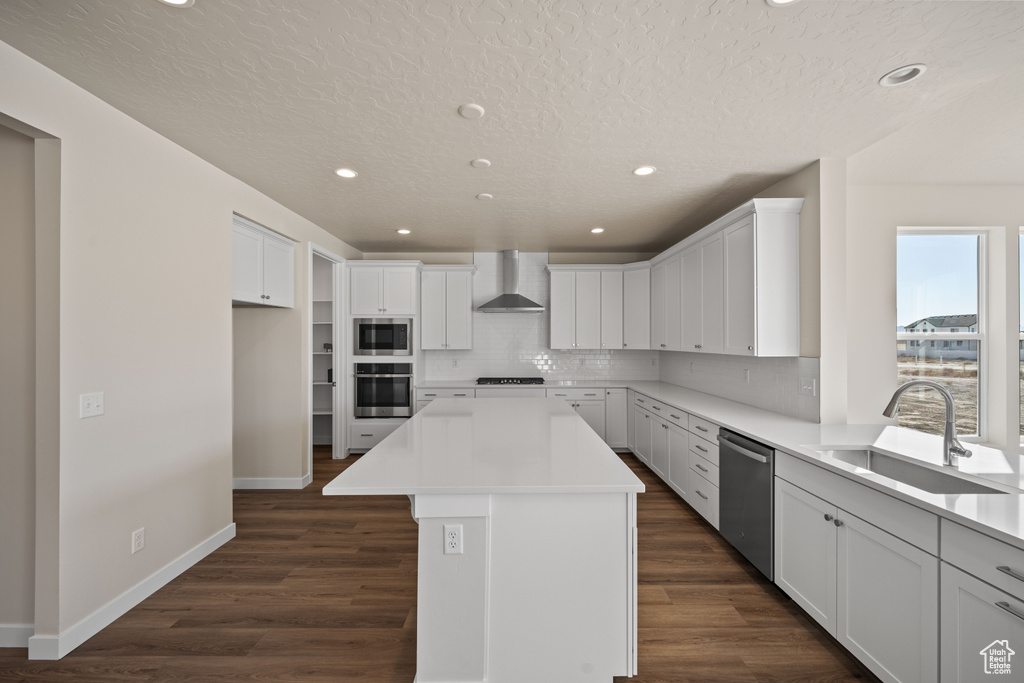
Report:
0,447,878,682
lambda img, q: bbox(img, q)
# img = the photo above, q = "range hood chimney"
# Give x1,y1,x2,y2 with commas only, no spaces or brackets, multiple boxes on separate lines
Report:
478,250,545,313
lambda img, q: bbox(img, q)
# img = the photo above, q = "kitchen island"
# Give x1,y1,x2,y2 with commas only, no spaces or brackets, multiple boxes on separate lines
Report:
324,397,645,683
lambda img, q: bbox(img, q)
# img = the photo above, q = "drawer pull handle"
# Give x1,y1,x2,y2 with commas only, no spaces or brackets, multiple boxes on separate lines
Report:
696,463,708,473
425,393,437,397
637,399,645,403
454,393,467,397
824,514,834,522
670,414,681,419
652,405,661,411
360,433,373,437
696,490,708,501
695,444,707,453
997,566,1024,583
695,425,708,433
996,601,1024,622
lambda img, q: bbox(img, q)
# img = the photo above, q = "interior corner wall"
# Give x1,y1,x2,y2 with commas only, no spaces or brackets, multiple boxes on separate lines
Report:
0,123,37,635
0,39,359,653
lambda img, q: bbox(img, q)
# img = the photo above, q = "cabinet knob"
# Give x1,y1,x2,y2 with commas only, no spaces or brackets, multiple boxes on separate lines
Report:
696,344,702,349
833,519,843,527
748,345,754,351
824,514,834,522
623,343,628,347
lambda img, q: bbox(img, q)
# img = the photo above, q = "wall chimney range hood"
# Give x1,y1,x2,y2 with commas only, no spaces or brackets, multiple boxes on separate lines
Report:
478,250,545,313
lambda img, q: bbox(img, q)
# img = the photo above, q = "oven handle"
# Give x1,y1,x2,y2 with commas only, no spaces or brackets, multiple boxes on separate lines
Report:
717,434,769,464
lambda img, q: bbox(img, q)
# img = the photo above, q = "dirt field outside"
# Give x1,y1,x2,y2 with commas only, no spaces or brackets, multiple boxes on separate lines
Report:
895,357,978,436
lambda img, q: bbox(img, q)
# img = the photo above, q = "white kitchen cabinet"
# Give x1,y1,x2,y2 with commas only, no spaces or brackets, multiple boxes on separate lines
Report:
680,234,723,353
605,388,628,449
632,406,652,465
547,388,606,440
232,216,295,307
350,263,418,316
626,389,636,451
775,476,939,683
549,269,602,350
622,265,650,350
680,244,702,353
650,256,682,351
666,422,689,500
349,420,403,452
421,267,474,350
601,270,624,349
650,415,670,479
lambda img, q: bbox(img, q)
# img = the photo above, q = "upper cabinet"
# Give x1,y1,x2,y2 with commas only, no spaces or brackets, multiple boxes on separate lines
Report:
421,266,475,350
622,265,650,350
680,233,724,354
548,266,634,350
651,255,681,351
350,263,419,316
232,216,295,308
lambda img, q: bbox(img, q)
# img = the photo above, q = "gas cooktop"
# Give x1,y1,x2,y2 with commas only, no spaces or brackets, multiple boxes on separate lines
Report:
476,377,545,385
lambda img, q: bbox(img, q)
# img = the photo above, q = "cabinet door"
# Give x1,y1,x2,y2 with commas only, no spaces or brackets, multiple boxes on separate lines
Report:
775,478,838,635
723,215,756,356
600,270,624,350
351,268,383,315
575,271,602,349
633,407,652,465
420,270,448,350
700,235,724,354
626,390,636,451
549,270,575,350
445,270,473,350
650,263,667,350
232,224,263,304
604,389,627,449
941,563,1024,682
261,237,294,308
623,267,650,350
664,255,682,351
649,416,670,480
681,245,702,352
574,399,606,441
666,424,689,499
837,513,938,683
382,267,417,314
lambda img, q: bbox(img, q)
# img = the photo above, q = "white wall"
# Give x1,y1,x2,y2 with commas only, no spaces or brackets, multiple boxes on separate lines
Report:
0,39,358,654
0,123,36,639
422,252,660,382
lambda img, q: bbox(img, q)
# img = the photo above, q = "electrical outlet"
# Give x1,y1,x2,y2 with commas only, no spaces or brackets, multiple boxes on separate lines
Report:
799,378,817,397
131,527,145,554
744,369,751,384
452,359,458,368
80,392,104,418
443,524,463,555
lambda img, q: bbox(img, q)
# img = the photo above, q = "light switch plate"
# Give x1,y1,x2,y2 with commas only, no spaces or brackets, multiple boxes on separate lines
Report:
80,392,104,418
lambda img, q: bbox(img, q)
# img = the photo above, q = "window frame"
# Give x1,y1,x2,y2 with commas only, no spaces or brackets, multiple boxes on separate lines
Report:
896,228,987,442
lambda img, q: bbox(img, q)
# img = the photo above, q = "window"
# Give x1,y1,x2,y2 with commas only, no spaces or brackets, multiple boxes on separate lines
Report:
896,233,982,438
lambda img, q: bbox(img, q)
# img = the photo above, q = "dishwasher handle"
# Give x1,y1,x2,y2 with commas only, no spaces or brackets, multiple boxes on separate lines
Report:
718,433,770,464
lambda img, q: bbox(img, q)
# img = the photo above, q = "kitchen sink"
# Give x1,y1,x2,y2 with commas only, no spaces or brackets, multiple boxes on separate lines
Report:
816,448,1008,495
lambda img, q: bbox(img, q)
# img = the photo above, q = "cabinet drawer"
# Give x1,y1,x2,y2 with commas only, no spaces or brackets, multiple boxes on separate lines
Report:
688,477,719,529
688,449,720,487
416,388,475,400
349,422,401,450
633,394,652,410
475,387,546,398
942,519,1024,600
688,415,719,441
688,434,719,466
547,388,605,400
663,406,688,429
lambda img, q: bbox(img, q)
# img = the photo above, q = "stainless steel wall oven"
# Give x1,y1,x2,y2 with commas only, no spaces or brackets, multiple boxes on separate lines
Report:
354,363,413,418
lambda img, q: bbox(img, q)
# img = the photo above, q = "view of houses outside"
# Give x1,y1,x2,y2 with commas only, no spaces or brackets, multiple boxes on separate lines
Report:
896,234,980,437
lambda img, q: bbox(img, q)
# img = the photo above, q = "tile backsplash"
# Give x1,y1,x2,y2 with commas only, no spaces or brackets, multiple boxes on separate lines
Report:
659,352,820,422
422,252,660,381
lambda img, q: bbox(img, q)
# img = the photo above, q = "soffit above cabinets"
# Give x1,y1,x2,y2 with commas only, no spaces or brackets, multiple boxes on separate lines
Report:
2,1,1023,252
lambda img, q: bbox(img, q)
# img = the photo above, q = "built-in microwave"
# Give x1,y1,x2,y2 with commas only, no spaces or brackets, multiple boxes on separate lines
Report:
354,318,412,356
354,363,413,418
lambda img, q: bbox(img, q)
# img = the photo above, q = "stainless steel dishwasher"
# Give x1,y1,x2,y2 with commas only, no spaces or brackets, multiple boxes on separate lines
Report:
717,429,775,581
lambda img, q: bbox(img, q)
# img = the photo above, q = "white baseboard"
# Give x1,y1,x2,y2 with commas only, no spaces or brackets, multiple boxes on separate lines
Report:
0,624,33,648
232,473,312,490
27,523,236,660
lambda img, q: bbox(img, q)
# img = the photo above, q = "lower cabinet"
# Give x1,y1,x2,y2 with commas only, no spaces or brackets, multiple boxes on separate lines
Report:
349,421,403,452
605,388,628,449
666,422,689,500
650,415,670,479
626,390,636,451
633,406,652,465
573,399,606,440
775,477,939,683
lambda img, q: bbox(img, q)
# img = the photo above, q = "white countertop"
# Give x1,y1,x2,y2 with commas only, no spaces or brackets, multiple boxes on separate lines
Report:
416,379,1024,549
324,398,645,496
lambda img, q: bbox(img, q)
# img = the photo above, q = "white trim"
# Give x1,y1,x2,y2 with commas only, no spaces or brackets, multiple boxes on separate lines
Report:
27,524,236,660
0,624,34,648
232,474,311,490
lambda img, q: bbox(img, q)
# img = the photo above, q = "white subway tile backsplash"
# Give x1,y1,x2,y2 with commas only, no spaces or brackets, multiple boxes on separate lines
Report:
423,252,660,382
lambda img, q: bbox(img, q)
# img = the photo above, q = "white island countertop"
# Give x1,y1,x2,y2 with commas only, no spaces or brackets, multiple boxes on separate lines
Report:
324,397,645,496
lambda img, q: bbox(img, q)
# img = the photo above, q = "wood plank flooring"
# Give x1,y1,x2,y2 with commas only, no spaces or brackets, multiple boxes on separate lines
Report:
0,447,879,682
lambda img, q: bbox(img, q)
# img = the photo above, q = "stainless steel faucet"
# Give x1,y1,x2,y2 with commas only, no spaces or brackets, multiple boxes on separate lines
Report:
883,380,972,466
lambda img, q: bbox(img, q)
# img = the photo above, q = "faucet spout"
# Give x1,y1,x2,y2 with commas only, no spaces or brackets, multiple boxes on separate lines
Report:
883,380,972,466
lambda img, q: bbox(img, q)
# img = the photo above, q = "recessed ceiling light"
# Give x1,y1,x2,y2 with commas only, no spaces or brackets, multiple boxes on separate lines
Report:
476,193,493,200
157,0,194,6
458,104,486,120
879,64,927,87
470,158,491,168
397,229,411,235
633,166,656,176
765,0,800,7
591,227,604,234
335,168,357,178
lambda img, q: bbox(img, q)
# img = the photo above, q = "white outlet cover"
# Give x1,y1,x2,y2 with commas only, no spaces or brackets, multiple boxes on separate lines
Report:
79,391,105,418
443,524,463,555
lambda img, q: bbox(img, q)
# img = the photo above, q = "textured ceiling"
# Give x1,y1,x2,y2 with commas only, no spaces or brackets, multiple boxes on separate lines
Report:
1,0,1023,253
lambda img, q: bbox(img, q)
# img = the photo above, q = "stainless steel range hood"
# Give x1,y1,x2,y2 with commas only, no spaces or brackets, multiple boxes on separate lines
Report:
478,250,545,313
